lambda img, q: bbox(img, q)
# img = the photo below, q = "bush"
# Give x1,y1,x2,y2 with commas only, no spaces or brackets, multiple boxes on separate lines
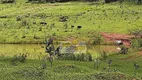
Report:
1,0,15,3
100,51,107,60
58,53,92,61
21,19,29,26
28,0,49,3
93,34,103,45
131,39,142,50
11,53,27,65
16,15,22,21
59,16,68,22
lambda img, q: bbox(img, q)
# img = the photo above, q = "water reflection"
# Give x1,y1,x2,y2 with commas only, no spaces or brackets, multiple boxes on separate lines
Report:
0,44,117,59
0,44,46,59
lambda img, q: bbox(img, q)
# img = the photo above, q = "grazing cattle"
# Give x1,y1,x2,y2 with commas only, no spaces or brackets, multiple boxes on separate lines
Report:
40,22,47,25
77,26,82,30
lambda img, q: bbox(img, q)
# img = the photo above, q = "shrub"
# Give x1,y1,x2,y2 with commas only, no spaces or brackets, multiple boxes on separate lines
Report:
11,53,27,65
1,0,15,3
21,19,29,26
58,53,93,61
59,16,68,22
16,15,22,21
93,34,103,45
131,39,142,50
41,58,47,69
58,53,76,60
28,0,49,3
100,51,107,60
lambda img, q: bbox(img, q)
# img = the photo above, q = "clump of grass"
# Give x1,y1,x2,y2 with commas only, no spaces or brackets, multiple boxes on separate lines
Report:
11,53,27,66
131,39,142,50
21,19,29,26
58,53,92,61
16,15,22,21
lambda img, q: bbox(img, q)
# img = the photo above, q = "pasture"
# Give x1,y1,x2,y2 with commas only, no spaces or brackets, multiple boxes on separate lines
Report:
0,0,142,43
0,0,142,80
0,51,142,80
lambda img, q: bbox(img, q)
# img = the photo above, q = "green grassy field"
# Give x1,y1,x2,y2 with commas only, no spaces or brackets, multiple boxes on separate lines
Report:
0,52,142,80
0,0,142,80
0,0,142,43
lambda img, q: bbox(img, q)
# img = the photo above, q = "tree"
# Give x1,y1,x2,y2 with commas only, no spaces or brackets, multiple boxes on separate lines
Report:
137,0,142,4
1,0,15,3
105,0,118,3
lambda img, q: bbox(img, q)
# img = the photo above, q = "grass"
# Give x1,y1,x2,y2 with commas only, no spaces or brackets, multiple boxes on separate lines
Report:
0,0,142,80
0,53,142,80
0,1,142,43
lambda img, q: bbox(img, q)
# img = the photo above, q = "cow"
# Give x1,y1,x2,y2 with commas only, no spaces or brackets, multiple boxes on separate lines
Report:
77,26,82,30
40,22,47,25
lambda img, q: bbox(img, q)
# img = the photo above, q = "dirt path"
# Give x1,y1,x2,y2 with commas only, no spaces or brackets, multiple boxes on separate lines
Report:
101,32,133,40
100,32,134,47
138,51,142,55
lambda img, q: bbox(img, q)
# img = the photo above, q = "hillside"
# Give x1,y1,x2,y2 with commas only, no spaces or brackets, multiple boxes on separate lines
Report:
0,0,142,43
0,56,141,80
0,0,142,80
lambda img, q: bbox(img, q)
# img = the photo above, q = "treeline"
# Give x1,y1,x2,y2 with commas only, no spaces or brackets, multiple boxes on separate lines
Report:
27,0,119,3
0,0,141,4
0,0,15,3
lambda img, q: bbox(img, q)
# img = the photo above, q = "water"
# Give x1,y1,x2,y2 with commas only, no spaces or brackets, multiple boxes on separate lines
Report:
0,44,46,59
0,44,117,59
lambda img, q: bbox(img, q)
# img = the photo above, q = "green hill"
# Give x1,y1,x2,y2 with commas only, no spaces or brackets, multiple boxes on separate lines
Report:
0,0,142,43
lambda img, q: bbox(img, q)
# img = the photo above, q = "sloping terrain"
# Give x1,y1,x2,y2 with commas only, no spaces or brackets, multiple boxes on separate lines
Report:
0,1,142,43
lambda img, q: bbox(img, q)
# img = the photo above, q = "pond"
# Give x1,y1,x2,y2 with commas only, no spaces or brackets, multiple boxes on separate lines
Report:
0,44,46,59
0,44,117,59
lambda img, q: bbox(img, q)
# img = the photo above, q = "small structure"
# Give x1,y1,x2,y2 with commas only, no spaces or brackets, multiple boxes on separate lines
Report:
101,32,133,47
116,39,123,46
59,41,87,54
